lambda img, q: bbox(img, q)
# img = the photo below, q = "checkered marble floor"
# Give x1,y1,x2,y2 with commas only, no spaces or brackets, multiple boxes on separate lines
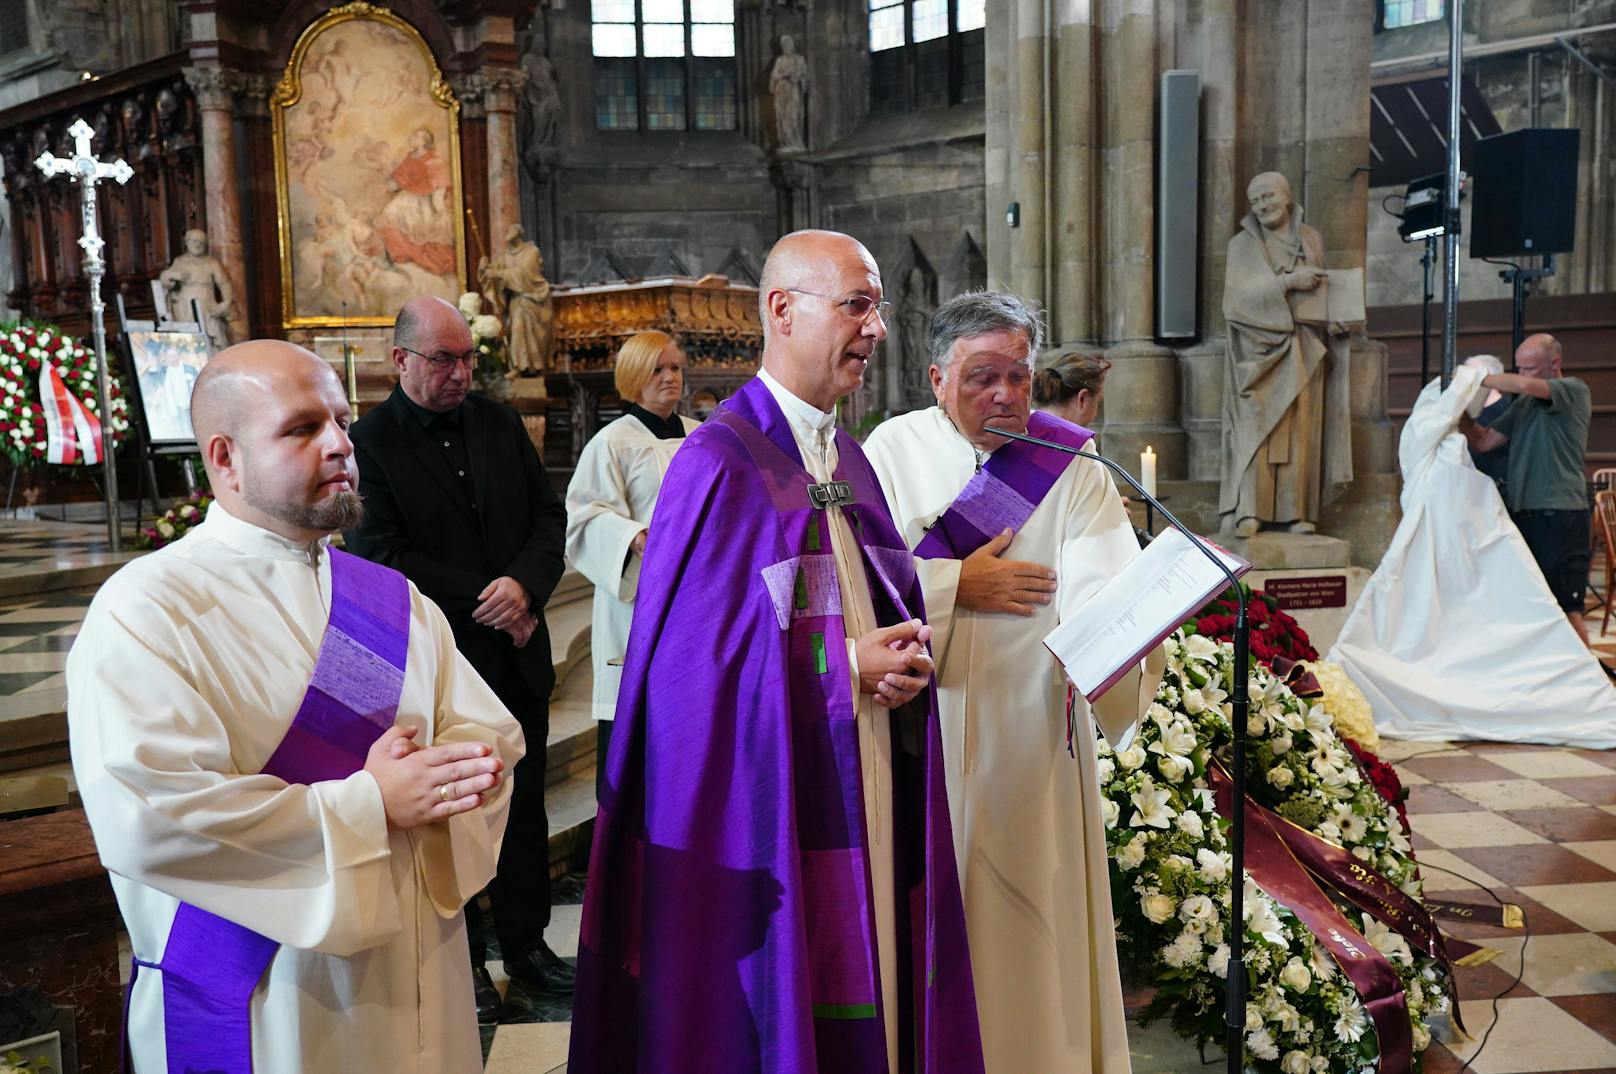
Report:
0,586,93,700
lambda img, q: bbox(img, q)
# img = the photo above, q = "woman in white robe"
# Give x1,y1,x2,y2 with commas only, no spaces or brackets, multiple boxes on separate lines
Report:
1329,359,1616,746
564,330,698,787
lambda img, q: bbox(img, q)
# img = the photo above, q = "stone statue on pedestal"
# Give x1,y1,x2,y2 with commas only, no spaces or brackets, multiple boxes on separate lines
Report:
478,224,553,377
520,30,561,180
159,228,235,353
1219,171,1352,537
769,36,808,153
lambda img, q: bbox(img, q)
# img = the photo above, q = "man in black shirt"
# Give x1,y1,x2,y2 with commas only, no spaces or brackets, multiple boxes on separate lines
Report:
347,296,573,1019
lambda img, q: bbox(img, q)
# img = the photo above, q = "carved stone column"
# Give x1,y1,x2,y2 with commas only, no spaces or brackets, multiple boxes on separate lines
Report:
480,67,528,249
182,65,249,344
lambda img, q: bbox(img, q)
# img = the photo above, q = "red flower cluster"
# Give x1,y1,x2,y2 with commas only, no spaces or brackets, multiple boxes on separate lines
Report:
1192,585,1319,665
1341,734,1410,835
0,320,128,468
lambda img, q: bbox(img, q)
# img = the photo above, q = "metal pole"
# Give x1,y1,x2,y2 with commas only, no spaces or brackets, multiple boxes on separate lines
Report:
1441,0,1464,389
80,180,120,551
1420,236,1435,386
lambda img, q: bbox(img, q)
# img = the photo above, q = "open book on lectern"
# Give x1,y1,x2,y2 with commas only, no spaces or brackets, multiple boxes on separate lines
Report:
1045,528,1253,703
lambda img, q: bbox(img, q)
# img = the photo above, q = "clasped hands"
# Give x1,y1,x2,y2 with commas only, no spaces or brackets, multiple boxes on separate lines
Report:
855,619,934,709
475,575,536,649
364,725,505,830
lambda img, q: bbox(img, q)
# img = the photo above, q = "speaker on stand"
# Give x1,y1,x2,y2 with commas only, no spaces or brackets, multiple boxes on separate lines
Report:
1469,128,1580,363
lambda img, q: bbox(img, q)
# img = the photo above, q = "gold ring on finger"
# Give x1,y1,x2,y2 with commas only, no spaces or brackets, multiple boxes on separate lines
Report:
438,782,452,803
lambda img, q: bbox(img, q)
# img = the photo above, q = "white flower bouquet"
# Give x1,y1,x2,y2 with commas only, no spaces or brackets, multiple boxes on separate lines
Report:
1098,629,1450,1072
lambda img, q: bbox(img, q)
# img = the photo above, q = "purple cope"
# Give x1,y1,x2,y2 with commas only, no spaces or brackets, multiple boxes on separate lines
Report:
568,378,986,1074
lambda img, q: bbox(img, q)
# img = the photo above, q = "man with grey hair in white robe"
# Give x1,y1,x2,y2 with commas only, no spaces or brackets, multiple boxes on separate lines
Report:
863,290,1162,1074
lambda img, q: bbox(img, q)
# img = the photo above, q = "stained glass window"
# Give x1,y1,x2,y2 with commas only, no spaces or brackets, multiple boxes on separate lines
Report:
1380,0,1444,29
866,0,986,113
590,0,736,131
870,0,905,52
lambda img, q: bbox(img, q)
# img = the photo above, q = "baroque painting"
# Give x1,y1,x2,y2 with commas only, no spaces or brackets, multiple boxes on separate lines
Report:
271,2,466,327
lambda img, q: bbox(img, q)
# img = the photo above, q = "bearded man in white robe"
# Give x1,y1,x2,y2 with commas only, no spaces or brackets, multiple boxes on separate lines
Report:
863,291,1162,1074
66,340,523,1074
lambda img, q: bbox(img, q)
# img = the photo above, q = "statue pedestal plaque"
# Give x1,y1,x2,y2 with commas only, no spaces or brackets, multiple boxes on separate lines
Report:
1219,532,1365,655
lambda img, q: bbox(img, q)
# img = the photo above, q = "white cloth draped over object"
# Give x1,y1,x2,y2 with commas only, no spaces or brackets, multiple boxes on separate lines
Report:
1329,365,1616,746
66,505,525,1074
863,406,1163,1074
564,412,697,720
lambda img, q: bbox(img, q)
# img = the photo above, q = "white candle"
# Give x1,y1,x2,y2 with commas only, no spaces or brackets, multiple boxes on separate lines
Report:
1141,445,1157,498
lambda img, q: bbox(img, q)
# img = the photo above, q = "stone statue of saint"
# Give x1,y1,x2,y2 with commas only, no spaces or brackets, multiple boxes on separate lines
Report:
769,36,808,153
159,229,236,353
895,264,934,411
478,224,554,376
1220,172,1352,537
520,31,562,177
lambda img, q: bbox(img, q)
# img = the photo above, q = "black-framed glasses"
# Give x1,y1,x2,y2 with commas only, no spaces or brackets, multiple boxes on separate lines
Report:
401,345,477,370
786,289,893,324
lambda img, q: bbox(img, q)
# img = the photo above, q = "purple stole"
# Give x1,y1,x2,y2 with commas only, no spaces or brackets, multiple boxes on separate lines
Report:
124,549,410,1074
569,377,984,1074
912,411,1094,561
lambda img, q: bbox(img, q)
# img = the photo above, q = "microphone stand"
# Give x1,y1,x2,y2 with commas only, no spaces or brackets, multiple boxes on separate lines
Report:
988,426,1251,1074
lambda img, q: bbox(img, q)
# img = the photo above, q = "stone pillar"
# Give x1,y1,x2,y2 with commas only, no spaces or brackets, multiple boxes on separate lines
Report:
481,67,527,250
182,65,249,344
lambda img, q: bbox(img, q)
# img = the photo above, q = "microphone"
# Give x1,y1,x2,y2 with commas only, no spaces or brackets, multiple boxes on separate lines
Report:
987,425,1252,1074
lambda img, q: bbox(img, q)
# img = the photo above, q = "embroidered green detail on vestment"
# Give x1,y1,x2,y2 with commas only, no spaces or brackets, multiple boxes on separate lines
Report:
811,631,828,674
805,514,821,552
812,1003,878,1020
794,568,809,611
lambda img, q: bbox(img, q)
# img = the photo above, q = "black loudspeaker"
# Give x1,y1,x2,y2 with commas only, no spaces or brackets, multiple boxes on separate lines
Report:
1469,128,1579,259
1155,69,1200,339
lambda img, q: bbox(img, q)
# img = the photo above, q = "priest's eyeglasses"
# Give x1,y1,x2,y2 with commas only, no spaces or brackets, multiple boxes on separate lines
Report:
786,289,892,324
401,346,478,370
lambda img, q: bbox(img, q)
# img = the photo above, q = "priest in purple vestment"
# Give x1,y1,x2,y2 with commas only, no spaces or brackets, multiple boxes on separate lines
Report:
569,231,986,1074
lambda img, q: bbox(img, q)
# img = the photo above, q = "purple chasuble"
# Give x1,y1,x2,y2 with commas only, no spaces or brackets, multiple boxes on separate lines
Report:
125,549,410,1074
912,411,1093,561
569,377,984,1074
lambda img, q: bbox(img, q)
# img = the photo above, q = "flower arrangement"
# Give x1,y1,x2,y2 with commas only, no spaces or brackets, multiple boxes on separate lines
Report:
1195,584,1318,665
0,321,130,468
1303,660,1378,750
135,492,212,550
457,292,510,388
1099,629,1450,1072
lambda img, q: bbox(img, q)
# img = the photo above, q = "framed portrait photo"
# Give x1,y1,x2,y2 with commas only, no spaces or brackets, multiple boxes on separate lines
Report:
124,327,212,448
270,2,467,328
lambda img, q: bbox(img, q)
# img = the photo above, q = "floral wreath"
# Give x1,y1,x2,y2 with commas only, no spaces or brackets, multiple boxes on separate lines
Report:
0,321,130,468
1099,629,1450,1073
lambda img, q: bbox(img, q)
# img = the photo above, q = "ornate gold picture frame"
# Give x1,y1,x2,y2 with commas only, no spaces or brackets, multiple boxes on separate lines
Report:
270,1,466,328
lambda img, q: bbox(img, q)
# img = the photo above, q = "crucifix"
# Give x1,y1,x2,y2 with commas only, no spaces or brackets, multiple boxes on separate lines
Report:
35,118,134,550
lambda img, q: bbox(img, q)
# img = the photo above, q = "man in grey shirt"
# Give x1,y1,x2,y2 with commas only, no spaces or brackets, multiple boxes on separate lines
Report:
1464,333,1595,644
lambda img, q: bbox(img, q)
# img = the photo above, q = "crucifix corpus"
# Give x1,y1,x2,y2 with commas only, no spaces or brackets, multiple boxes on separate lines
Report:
35,118,134,549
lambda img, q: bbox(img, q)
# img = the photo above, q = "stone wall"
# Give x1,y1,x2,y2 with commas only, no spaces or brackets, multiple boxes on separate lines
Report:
519,1,988,421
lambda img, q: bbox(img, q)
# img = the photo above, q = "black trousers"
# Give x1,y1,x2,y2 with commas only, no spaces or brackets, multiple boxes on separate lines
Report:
466,650,552,964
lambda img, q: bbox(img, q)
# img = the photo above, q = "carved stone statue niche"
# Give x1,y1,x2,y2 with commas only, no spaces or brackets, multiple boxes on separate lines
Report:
159,228,236,352
1219,171,1353,538
769,36,808,154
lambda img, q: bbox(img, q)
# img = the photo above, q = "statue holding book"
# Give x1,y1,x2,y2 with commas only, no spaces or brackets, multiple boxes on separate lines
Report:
1219,171,1358,538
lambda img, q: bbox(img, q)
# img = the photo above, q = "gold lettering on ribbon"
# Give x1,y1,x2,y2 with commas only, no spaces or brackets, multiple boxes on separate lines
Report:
1326,928,1366,959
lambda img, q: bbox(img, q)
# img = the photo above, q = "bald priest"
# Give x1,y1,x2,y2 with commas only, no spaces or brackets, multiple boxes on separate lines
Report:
66,341,524,1073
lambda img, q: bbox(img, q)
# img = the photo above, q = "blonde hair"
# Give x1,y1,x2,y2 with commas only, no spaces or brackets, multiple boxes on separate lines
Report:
615,330,677,401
